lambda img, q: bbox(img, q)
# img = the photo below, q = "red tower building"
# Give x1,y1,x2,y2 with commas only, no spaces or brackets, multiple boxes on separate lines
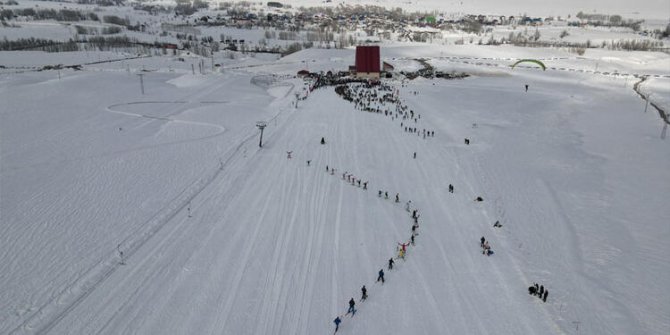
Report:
355,45,380,79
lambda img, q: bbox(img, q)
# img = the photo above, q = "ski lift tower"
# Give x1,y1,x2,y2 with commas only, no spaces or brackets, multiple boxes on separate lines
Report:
256,121,267,147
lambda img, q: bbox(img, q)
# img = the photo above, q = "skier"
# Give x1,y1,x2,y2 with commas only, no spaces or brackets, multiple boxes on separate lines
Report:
525,84,529,92
410,234,415,245
405,200,412,212
377,269,385,283
117,244,125,265
347,298,356,315
493,221,502,228
307,160,311,166
480,236,486,248
412,223,418,234
326,165,329,172
412,209,418,219
528,286,537,295
378,190,382,197
287,151,292,159
388,258,394,270
475,196,483,202
413,152,416,159
361,285,368,301
334,316,342,333
543,289,548,302
464,138,470,145
482,241,491,255
398,242,409,253
385,192,388,199
321,137,326,144
539,285,544,296
363,181,368,190
395,193,400,203
448,184,454,193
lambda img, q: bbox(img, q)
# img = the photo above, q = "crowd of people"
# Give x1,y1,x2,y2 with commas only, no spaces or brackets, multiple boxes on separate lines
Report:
528,283,549,302
334,82,437,140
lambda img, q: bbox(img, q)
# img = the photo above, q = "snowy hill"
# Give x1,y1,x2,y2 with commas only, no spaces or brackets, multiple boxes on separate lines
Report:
1,43,669,335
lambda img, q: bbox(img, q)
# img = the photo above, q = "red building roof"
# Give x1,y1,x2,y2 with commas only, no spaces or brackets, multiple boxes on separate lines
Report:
355,46,380,73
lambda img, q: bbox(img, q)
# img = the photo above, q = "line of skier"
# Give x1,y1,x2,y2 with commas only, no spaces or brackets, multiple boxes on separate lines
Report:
331,177,421,333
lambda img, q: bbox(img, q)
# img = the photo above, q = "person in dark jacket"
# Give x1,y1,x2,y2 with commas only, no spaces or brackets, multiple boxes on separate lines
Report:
333,316,341,332
347,298,356,314
377,269,385,283
543,289,548,302
388,258,394,270
361,285,368,301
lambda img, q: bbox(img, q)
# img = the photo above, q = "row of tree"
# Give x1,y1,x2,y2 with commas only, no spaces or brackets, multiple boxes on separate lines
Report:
0,35,153,52
75,25,122,35
0,8,134,29
1,8,97,21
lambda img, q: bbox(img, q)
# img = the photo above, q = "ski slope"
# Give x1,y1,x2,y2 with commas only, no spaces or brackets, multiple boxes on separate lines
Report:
1,45,669,335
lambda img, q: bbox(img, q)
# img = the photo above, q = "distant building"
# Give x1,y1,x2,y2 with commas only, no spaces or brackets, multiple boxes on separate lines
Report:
355,45,380,80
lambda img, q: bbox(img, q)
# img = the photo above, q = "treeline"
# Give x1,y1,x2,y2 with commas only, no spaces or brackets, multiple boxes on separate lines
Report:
0,37,78,51
75,25,122,35
1,8,99,21
0,36,155,53
0,9,135,29
602,39,665,51
76,0,124,6
175,0,208,16
574,12,644,31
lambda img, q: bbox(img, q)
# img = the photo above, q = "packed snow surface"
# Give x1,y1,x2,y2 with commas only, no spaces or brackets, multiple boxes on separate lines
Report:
1,44,669,335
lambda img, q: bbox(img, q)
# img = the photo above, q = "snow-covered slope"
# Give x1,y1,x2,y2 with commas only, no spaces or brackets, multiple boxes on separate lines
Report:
1,44,669,334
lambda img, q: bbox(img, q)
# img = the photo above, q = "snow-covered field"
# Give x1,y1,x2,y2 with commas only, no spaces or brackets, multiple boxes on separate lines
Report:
1,39,669,335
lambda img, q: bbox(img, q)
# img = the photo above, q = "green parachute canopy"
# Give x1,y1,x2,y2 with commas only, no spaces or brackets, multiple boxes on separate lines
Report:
511,59,546,71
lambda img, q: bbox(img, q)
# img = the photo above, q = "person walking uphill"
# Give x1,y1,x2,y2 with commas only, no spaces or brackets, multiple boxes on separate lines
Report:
347,298,356,315
333,316,341,333
361,285,368,301
388,258,395,270
377,269,385,284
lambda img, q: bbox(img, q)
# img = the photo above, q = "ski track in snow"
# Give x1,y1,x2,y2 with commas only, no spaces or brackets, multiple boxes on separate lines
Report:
6,75,293,335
